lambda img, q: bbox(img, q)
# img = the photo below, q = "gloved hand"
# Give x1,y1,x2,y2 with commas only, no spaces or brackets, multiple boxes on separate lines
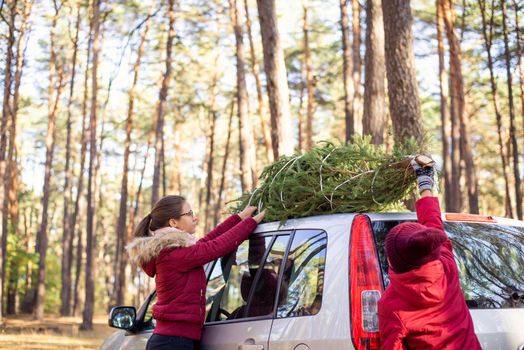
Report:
411,156,434,194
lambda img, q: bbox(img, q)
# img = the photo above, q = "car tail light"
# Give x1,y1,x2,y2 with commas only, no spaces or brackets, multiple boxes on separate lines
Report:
349,215,384,350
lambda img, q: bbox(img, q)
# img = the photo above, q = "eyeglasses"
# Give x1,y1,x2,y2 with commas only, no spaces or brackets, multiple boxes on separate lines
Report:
180,210,195,218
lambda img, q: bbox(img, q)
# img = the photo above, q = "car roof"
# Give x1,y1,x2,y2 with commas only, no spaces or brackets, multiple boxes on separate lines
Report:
254,211,524,233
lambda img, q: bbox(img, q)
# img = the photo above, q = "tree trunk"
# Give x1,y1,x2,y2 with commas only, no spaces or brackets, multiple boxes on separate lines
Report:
303,1,315,150
60,1,81,316
71,16,92,316
114,2,153,307
244,0,273,163
441,0,478,214
204,111,217,232
0,0,17,321
362,0,386,146
214,101,235,227
436,0,453,212
381,0,424,145
152,0,176,206
352,0,363,135
514,0,524,154
256,0,293,158
501,0,522,219
80,0,101,330
477,0,513,217
231,0,257,192
6,0,33,316
339,0,355,143
35,0,64,320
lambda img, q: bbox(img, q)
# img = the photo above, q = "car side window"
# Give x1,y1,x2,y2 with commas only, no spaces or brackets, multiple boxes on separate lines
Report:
205,232,292,323
277,230,327,318
142,293,157,330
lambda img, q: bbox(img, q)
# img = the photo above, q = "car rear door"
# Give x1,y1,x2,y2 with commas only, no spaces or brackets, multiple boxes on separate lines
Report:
201,232,292,350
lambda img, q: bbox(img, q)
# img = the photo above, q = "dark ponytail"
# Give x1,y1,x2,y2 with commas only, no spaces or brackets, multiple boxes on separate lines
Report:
133,213,153,238
132,195,186,237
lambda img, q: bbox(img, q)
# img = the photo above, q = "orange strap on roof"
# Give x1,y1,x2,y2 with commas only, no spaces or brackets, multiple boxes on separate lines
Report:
445,213,497,223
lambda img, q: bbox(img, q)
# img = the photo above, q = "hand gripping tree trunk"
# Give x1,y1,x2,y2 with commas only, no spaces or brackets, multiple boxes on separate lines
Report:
256,0,293,159
363,0,386,146
381,0,424,145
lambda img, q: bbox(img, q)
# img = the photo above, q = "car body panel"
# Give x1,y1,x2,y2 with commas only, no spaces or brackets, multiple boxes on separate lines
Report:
101,211,524,350
201,319,272,350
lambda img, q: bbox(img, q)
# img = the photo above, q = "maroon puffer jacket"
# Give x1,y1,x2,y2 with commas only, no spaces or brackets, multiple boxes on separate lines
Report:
378,197,482,350
127,214,257,340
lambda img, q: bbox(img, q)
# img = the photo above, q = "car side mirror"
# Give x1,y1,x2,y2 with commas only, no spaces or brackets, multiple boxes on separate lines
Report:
109,306,136,330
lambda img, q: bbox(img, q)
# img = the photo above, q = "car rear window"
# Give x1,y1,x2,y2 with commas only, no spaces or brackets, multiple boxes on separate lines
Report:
372,220,524,309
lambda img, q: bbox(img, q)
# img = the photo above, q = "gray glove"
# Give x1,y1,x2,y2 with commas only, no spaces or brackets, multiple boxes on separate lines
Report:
411,157,434,193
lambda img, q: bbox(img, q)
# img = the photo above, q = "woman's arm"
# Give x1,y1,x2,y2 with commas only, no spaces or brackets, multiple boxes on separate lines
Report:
176,218,258,271
198,214,242,243
198,206,258,243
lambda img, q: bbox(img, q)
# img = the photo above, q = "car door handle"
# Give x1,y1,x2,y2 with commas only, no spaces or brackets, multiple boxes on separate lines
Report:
238,345,264,350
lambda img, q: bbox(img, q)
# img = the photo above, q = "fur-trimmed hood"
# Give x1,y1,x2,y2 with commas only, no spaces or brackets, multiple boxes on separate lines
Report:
126,227,197,276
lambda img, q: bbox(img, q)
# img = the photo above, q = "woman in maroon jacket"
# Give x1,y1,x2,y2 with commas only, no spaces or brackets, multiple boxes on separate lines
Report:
378,158,482,349
127,195,264,350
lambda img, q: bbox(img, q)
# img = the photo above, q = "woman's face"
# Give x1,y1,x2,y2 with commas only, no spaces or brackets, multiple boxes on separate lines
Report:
169,201,198,234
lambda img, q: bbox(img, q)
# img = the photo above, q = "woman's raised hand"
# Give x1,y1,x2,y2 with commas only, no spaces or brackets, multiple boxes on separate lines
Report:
238,205,257,220
253,210,265,224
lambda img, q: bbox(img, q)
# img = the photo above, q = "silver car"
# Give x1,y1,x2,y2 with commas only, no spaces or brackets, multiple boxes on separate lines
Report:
101,212,524,350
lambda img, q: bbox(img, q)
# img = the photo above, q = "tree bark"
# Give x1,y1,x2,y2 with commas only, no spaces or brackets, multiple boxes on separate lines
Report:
60,1,81,316
256,0,293,158
114,2,153,307
339,0,355,143
0,0,18,321
436,0,453,212
501,0,522,219
477,0,513,217
35,0,65,320
152,0,176,206
381,0,424,145
80,0,101,330
231,0,257,192
441,0,478,214
214,101,235,227
352,0,363,135
514,0,524,155
244,0,273,163
302,0,315,150
71,15,92,316
363,0,386,146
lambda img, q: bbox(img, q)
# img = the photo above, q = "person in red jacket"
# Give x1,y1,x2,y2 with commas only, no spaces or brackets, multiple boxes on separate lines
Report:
127,195,264,350
378,158,482,350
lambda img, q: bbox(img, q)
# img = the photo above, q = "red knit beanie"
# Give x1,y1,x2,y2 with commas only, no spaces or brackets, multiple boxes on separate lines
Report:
385,222,448,273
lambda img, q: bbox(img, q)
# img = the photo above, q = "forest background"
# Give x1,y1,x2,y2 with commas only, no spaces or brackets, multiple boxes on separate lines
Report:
0,0,522,332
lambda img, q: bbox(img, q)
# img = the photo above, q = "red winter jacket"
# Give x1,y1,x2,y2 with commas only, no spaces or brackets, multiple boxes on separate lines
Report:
378,197,482,350
126,214,257,340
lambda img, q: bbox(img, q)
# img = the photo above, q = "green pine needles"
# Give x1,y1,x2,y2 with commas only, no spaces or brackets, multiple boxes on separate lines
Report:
232,136,424,222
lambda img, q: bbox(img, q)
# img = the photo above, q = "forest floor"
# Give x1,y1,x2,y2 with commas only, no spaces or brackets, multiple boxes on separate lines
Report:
0,315,115,349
